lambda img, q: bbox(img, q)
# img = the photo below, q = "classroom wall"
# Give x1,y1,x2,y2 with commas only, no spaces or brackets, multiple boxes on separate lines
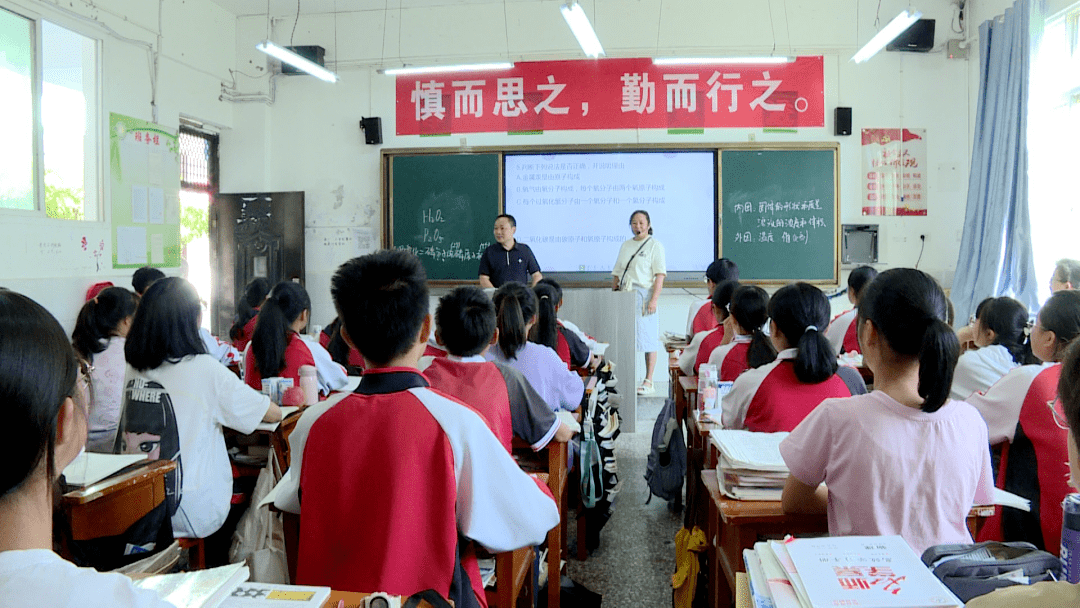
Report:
0,0,237,331
221,0,975,330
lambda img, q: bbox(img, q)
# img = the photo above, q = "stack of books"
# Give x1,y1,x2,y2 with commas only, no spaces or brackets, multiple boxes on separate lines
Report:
742,535,963,608
132,563,332,608
710,430,790,501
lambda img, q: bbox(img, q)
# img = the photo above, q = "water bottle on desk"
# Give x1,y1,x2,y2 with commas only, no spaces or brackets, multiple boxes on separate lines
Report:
299,365,319,406
698,364,718,411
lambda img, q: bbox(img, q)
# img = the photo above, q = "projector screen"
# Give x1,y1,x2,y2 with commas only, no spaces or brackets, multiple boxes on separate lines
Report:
504,151,716,277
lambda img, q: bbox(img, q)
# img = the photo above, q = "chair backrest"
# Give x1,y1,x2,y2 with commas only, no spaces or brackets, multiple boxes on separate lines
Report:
269,408,303,473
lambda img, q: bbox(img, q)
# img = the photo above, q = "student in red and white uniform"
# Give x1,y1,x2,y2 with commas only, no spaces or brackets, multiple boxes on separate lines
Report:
780,269,994,556
320,316,364,375
532,282,590,369
229,278,269,351
707,285,776,382
243,281,347,397
273,251,558,608
538,278,605,366
721,283,866,432
422,286,575,453
685,258,739,338
824,265,878,356
678,280,737,376
950,297,1031,401
967,290,1080,554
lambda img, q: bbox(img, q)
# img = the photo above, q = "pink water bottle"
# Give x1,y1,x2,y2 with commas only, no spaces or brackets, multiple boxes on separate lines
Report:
299,365,319,406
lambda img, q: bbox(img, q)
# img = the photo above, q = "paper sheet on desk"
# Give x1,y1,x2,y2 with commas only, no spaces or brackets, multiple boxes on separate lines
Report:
62,452,146,486
710,430,790,472
254,406,299,432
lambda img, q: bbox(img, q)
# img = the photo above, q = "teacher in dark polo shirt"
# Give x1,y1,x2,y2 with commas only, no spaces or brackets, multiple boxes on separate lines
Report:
478,214,543,288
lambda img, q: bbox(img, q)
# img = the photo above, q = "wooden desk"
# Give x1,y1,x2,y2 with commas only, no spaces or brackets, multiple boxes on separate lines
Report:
685,410,719,529
512,437,567,608
62,459,176,541
677,375,697,427
701,470,997,608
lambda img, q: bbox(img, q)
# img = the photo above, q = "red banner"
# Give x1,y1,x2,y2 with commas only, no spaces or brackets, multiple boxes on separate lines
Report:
395,56,824,136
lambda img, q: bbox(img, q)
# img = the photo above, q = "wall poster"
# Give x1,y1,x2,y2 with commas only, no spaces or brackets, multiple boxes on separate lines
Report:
861,128,927,216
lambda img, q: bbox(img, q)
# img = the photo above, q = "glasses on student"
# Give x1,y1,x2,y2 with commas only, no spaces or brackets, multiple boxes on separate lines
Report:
1048,397,1070,431
968,314,977,326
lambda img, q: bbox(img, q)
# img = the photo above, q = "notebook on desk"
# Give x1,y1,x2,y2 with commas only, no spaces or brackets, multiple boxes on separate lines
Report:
62,452,146,486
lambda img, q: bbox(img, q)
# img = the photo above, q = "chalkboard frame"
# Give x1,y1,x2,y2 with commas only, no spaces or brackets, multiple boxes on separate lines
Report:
381,143,839,287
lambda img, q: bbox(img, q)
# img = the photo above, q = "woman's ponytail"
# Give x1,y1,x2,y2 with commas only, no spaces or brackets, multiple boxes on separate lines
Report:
251,281,310,378
71,287,137,362
730,285,776,369
230,278,270,340
493,283,537,360
918,319,961,413
768,283,836,383
530,283,559,351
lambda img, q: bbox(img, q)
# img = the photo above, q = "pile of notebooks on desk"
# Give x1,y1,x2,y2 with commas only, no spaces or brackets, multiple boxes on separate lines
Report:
710,429,790,501
743,535,964,608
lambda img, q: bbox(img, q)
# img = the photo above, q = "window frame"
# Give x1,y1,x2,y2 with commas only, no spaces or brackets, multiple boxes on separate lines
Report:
0,0,103,223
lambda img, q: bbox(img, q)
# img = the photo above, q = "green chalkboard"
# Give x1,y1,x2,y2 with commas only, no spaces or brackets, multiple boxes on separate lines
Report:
389,154,500,280
720,148,838,283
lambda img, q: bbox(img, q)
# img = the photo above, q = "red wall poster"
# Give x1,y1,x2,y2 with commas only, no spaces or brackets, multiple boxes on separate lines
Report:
861,128,928,216
395,56,824,135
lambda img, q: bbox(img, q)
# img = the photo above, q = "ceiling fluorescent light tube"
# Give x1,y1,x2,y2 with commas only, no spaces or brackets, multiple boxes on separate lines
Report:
851,10,922,63
561,3,604,58
256,40,339,82
381,63,515,76
653,57,793,65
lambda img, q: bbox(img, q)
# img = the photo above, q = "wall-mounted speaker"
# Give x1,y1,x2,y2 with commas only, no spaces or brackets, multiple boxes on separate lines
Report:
886,19,936,53
834,107,852,136
360,117,382,145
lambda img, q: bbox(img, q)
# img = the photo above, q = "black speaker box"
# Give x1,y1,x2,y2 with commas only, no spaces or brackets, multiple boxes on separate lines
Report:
360,117,382,145
886,19,935,53
280,46,326,75
834,107,852,136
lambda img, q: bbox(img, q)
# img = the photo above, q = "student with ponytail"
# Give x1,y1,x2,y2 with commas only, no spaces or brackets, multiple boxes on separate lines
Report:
243,281,347,397
530,282,589,369
0,289,173,607
707,285,776,381
967,289,1080,554
486,282,584,413
721,283,866,432
678,280,736,376
950,297,1032,401
779,268,994,556
824,265,878,355
71,287,138,452
229,277,270,351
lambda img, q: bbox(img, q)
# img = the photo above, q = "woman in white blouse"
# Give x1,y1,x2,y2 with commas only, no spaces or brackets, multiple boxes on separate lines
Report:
612,210,667,395
951,297,1032,401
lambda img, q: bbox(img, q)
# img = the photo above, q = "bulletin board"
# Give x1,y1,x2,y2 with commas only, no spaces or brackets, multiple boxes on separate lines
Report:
109,112,182,269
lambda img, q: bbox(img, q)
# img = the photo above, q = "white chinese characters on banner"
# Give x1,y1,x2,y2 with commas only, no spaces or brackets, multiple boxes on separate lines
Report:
861,128,928,216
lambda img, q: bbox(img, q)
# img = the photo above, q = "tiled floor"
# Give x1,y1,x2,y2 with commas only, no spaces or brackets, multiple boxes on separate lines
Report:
565,392,682,608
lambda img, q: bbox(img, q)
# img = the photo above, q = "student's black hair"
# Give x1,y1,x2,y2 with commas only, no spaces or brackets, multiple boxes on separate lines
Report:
331,250,428,366
711,280,739,322
847,265,878,303
629,209,653,235
973,297,994,320
492,282,538,360
538,277,564,307
768,283,837,384
71,286,138,362
980,297,1035,365
229,278,271,341
124,277,207,372
436,286,497,357
250,281,311,378
131,266,166,295
495,214,517,228
706,258,740,284
858,268,958,413
1036,290,1080,362
0,289,81,500
730,285,777,369
1055,259,1080,288
531,282,561,351
1057,340,1080,449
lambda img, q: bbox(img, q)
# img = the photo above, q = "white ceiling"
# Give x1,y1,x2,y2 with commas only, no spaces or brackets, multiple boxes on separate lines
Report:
210,0,551,17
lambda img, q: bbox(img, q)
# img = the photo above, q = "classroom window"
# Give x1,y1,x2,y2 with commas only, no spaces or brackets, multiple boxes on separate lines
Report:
1029,3,1080,303
0,7,99,220
179,127,218,330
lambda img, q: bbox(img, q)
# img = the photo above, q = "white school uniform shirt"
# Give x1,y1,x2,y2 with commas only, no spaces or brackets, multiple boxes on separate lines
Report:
612,237,666,291
200,327,241,366
122,355,271,538
0,549,176,608
825,309,856,355
559,319,601,357
685,299,711,337
678,327,718,376
950,344,1021,402
965,363,1054,445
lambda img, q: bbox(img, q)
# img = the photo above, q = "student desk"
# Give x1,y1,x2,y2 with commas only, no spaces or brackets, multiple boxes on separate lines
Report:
62,459,177,542
512,437,568,608
685,407,719,529
676,374,697,427
700,470,997,608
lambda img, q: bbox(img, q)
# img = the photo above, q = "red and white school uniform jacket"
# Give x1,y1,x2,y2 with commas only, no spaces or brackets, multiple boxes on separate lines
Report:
706,334,753,382
422,355,560,453
243,333,348,396
968,363,1069,554
720,348,866,432
688,300,719,337
554,323,590,369
272,368,559,608
694,326,727,375
678,326,724,377
232,314,258,352
825,309,860,355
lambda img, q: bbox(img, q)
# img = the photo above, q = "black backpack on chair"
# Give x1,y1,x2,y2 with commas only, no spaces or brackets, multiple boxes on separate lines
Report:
645,397,686,503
